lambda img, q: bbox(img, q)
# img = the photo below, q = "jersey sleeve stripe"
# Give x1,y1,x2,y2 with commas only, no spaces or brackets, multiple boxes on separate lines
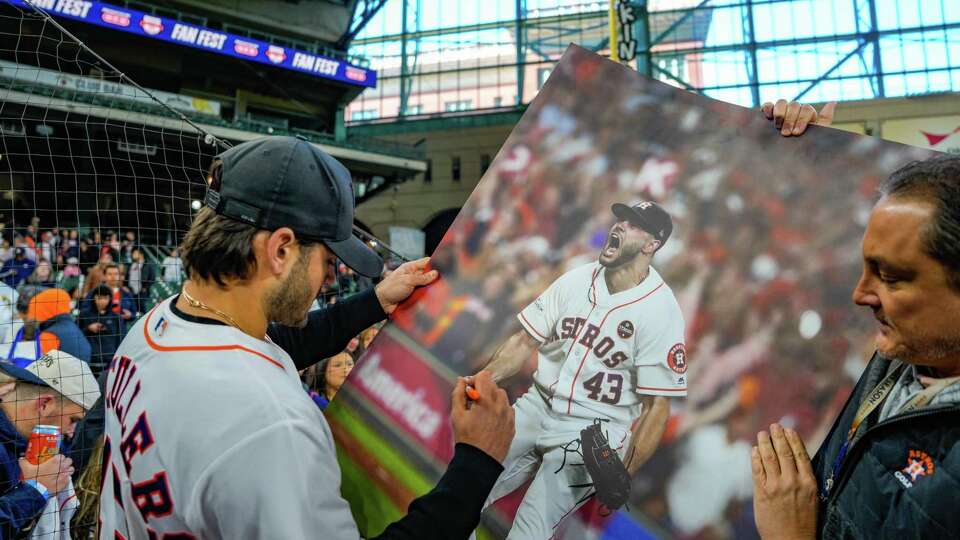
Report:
142,308,285,370
518,312,548,342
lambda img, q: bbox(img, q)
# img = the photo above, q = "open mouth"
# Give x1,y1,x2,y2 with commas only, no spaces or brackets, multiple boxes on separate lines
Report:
603,233,621,256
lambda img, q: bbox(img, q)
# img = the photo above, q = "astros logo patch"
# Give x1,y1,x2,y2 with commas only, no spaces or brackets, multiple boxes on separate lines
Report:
667,343,687,373
617,320,634,339
895,449,934,489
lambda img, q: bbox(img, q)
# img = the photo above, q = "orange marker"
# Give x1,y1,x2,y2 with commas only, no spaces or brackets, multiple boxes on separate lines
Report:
465,385,480,401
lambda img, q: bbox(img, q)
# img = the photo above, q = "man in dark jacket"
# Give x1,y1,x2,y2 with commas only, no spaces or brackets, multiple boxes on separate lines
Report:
80,263,135,337
0,350,98,538
751,104,960,538
78,285,123,378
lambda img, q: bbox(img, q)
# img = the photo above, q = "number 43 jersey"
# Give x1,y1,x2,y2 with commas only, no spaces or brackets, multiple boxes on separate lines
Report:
518,262,687,424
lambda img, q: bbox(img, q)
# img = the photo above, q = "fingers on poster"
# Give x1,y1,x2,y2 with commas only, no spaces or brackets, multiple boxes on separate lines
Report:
329,45,932,539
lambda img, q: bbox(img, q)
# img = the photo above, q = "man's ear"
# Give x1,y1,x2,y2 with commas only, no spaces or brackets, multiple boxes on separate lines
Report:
0,382,16,401
35,394,56,418
261,228,298,276
643,239,661,255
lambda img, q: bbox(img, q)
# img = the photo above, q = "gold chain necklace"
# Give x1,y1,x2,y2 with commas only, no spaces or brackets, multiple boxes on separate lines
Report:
180,286,247,332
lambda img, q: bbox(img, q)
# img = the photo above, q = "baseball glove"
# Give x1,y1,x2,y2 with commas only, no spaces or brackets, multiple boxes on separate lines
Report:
580,419,631,511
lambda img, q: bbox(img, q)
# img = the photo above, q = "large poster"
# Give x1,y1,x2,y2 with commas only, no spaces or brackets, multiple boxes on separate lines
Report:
328,45,932,539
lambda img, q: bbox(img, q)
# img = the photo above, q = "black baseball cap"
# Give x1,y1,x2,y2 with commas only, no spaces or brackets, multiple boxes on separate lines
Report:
611,201,673,246
204,136,383,277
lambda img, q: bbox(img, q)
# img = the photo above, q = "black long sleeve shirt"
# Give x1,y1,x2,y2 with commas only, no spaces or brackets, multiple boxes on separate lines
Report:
267,288,386,371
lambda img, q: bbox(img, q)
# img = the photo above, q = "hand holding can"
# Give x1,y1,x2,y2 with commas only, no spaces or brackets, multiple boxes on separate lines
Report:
25,425,61,465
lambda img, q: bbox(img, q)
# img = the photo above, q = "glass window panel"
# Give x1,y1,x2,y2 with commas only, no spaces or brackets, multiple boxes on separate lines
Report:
880,30,954,73
703,86,754,106
753,0,857,42
875,0,960,31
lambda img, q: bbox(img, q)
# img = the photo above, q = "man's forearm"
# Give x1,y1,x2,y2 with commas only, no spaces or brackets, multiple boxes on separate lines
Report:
481,330,538,383
624,395,669,475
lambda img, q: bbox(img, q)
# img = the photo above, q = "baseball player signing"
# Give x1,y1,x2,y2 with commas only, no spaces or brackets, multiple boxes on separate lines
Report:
480,201,687,539
98,137,512,540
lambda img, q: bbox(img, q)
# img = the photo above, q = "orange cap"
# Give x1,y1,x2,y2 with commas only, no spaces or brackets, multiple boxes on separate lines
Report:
27,289,72,323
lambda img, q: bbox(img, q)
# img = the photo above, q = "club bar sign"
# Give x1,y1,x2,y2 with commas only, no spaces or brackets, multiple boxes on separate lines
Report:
7,0,377,88
608,0,637,64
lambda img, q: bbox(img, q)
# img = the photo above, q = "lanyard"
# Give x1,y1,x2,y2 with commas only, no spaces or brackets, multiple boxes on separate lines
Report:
822,363,960,499
5,327,41,367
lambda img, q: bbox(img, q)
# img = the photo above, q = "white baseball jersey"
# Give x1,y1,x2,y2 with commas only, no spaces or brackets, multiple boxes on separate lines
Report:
0,283,18,344
30,481,78,540
99,297,362,540
518,262,686,424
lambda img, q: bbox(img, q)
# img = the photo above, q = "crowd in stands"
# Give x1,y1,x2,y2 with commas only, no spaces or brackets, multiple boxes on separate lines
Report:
0,221,187,375
0,218,382,382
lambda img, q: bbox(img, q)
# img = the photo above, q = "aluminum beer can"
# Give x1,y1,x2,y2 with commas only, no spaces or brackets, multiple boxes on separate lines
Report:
25,425,61,465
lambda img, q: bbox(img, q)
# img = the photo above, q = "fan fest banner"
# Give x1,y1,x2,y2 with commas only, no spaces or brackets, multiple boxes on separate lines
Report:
328,45,932,539
5,0,376,87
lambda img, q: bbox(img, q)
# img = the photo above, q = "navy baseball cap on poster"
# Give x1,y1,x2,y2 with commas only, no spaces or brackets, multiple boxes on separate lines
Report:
204,136,383,277
611,201,674,246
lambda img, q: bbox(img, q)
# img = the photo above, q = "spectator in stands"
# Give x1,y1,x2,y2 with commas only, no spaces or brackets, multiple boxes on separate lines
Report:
161,247,183,283
2,248,35,288
54,257,83,300
0,238,11,263
80,254,115,300
37,232,55,265
120,231,136,264
0,351,99,538
126,247,155,315
22,226,36,252
0,288,42,368
311,352,355,410
345,335,362,360
83,264,134,335
46,228,60,258
100,232,120,265
23,289,90,363
0,282,17,346
79,285,122,378
23,259,55,289
62,230,78,261
10,238,36,263
76,239,97,272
